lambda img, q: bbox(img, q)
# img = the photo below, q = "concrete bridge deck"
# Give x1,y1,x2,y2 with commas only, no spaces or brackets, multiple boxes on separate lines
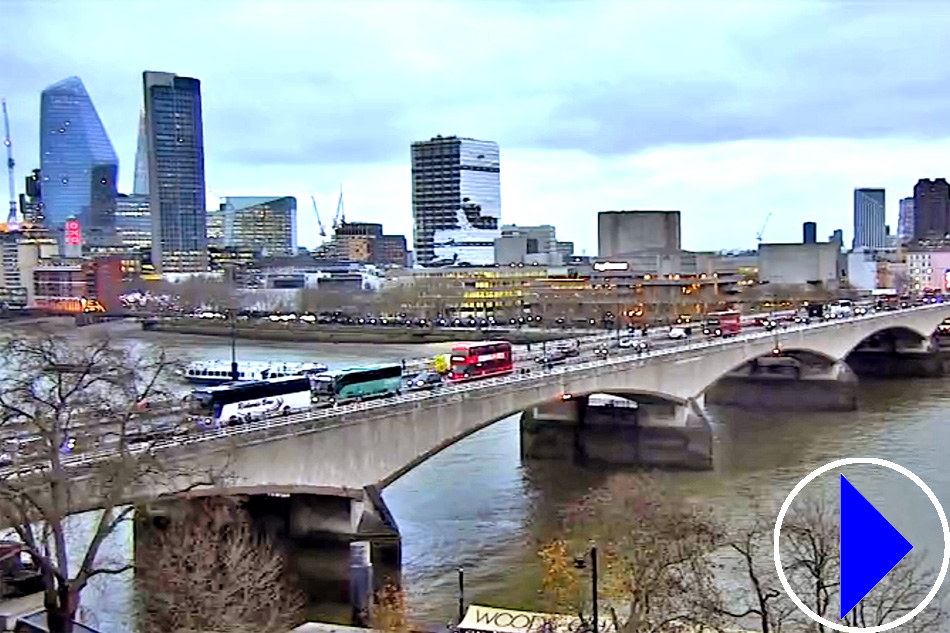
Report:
21,303,947,508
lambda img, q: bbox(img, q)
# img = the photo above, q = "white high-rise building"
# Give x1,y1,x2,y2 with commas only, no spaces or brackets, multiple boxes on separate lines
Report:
411,136,500,266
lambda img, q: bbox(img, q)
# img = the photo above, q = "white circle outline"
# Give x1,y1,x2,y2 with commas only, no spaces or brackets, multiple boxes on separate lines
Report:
773,457,950,633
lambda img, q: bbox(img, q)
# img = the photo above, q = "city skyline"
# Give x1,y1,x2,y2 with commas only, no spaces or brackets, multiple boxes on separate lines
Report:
6,1,950,253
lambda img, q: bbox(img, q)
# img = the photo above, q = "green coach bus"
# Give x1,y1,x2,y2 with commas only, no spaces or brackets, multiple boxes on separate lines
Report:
310,363,404,406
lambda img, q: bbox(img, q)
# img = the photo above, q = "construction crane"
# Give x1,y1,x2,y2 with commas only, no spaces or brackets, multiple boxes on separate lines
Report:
1,99,18,224
756,211,773,244
332,183,346,230
310,195,327,237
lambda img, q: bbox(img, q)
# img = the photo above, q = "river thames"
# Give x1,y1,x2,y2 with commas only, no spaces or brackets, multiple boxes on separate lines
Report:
22,320,950,631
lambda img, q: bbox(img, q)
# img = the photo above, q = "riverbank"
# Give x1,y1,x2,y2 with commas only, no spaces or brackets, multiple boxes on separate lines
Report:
140,318,574,345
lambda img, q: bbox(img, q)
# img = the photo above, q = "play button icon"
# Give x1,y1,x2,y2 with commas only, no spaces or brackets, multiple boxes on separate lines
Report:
774,458,950,632
840,474,913,619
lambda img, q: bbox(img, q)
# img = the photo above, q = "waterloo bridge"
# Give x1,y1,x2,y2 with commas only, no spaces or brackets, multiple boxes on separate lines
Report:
19,304,950,609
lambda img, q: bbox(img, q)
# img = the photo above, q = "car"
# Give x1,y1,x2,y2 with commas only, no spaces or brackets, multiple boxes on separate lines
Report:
554,345,580,357
668,327,687,340
854,306,868,315
407,370,443,390
593,347,610,357
535,350,568,366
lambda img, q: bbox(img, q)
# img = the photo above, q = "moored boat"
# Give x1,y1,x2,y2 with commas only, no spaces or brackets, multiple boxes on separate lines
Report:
181,360,328,385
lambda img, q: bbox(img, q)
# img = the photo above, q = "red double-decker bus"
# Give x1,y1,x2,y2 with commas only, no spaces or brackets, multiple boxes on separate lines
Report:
447,341,514,382
703,310,742,337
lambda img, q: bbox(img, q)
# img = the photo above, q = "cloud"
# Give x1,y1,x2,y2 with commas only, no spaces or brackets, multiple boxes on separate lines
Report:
4,0,950,251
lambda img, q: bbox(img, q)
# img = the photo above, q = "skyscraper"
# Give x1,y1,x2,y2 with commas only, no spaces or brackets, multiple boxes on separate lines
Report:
133,110,149,196
852,188,886,250
411,135,500,266
143,71,207,273
898,197,915,241
39,76,118,242
912,179,950,241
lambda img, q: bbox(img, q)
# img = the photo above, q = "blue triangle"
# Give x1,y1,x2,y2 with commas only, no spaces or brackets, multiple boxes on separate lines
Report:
840,474,913,619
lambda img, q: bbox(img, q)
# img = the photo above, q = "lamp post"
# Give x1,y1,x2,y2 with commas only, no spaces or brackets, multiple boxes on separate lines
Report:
574,545,598,633
230,309,239,381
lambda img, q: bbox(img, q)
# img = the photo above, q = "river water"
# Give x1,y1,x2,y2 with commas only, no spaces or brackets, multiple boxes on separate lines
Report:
15,320,950,630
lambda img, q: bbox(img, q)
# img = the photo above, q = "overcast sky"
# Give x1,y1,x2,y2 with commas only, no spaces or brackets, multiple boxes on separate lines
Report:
4,0,950,252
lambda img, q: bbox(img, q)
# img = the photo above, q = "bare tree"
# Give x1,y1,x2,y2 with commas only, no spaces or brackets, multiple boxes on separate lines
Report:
717,517,800,633
136,496,305,633
539,474,724,633
0,328,208,633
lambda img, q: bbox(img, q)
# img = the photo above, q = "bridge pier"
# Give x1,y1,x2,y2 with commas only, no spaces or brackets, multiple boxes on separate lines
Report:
706,360,858,411
134,486,400,626
520,395,713,470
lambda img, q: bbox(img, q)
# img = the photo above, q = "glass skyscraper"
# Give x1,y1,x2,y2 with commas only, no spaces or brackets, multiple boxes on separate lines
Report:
39,76,118,241
143,71,207,273
853,188,886,251
411,135,501,266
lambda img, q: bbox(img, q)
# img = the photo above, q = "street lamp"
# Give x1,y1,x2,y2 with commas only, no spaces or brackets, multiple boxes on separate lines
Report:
573,545,598,633
229,309,239,381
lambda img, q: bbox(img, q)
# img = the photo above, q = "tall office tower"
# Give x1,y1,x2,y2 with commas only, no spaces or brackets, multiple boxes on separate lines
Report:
898,197,915,241
410,135,500,266
39,77,118,243
852,188,886,250
132,110,149,196
803,221,817,244
143,71,207,273
912,179,950,240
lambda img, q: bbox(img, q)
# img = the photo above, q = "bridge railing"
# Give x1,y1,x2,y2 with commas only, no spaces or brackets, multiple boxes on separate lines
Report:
20,304,942,473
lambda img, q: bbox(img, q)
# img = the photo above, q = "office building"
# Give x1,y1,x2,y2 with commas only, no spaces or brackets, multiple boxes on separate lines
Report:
598,211,681,258
494,224,570,265
803,222,817,244
0,227,59,308
319,221,408,267
212,196,297,257
913,178,950,240
829,229,844,248
898,197,915,241
758,241,841,289
115,193,151,251
39,77,118,242
852,188,886,250
411,135,501,266
19,169,44,225
143,71,207,273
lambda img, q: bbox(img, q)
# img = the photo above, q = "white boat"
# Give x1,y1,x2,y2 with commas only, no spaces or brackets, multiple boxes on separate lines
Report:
181,360,328,385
